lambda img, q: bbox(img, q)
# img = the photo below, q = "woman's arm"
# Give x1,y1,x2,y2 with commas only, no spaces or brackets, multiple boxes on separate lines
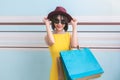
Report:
43,17,55,46
70,18,79,48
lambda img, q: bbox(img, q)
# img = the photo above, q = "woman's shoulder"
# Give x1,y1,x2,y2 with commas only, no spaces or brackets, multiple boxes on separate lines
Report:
65,32,71,36
66,32,70,34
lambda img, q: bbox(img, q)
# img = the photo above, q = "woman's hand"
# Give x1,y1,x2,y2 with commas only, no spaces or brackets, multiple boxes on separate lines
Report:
43,17,51,27
70,18,78,29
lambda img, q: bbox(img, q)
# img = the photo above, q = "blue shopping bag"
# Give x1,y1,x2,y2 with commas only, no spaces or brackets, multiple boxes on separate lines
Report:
60,48,104,80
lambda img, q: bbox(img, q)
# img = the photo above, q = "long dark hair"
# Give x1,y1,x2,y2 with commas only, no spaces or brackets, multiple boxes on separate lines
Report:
51,14,69,31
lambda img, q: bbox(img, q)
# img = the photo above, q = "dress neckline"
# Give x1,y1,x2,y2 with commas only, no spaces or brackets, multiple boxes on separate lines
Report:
53,32,68,35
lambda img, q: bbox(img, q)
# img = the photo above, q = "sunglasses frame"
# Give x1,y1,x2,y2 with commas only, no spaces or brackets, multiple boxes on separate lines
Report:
53,19,66,24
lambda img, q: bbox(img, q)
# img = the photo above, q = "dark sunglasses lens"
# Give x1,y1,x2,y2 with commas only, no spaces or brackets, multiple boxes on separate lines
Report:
54,19,66,24
61,20,66,24
54,19,59,24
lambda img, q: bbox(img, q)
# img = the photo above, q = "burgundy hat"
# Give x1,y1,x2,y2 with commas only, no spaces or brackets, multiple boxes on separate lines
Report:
47,6,72,22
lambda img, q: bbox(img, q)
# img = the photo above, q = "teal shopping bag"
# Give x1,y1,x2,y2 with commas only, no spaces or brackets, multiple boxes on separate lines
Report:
60,48,104,80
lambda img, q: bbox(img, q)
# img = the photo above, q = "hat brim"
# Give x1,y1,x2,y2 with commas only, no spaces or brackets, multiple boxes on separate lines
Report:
47,11,72,22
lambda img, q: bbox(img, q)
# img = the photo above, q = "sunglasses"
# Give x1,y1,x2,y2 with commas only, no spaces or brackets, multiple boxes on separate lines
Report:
53,19,66,24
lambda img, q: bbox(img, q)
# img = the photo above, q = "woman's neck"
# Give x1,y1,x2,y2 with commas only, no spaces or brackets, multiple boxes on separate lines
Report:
53,30,65,34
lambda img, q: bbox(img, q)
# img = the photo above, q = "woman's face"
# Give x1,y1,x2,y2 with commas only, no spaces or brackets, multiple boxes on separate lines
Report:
54,15,66,32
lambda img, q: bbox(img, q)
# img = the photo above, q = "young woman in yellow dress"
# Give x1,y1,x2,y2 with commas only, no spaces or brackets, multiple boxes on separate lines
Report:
43,6,78,80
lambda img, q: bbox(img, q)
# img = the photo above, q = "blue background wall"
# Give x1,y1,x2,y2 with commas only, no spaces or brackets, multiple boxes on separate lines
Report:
0,0,119,16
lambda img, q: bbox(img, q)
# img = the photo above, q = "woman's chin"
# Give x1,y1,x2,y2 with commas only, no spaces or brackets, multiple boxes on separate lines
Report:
56,28,63,31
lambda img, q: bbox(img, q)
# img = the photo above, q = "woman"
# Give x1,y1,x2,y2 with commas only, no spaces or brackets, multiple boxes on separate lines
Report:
43,6,78,80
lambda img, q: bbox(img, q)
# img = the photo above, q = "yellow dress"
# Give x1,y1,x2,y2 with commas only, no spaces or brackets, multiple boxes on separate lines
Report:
49,32,71,80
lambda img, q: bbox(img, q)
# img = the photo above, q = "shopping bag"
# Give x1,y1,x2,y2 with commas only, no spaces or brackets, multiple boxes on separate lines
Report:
57,57,65,80
60,48,104,80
